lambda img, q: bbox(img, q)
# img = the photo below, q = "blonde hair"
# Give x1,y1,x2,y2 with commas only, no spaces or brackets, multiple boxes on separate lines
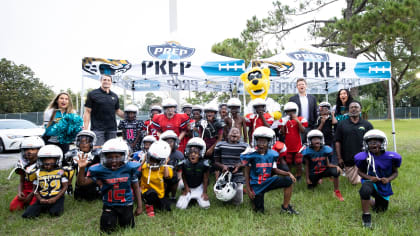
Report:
45,92,75,127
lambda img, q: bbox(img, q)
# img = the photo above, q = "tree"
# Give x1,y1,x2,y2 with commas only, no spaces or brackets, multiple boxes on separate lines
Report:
0,58,55,113
140,92,162,112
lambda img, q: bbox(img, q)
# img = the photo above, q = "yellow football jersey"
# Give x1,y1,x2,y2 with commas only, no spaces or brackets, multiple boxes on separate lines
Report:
28,168,70,199
140,163,173,199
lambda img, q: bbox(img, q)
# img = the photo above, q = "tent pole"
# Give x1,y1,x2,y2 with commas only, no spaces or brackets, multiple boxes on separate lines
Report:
388,77,397,152
80,75,85,117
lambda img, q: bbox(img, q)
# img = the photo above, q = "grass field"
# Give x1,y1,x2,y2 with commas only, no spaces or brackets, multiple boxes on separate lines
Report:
1,119,419,235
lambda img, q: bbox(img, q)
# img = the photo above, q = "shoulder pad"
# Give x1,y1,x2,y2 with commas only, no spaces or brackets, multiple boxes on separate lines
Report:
62,166,74,171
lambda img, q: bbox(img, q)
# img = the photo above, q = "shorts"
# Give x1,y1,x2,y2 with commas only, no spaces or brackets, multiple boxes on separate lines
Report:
176,184,210,209
9,190,37,211
359,181,389,212
100,204,134,233
308,167,340,189
285,152,303,165
344,165,361,185
93,130,117,146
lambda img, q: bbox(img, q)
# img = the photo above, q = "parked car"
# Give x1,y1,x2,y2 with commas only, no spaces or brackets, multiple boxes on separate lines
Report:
0,119,45,153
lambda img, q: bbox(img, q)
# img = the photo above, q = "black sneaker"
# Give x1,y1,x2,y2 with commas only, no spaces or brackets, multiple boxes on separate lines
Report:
67,185,73,196
362,213,372,228
281,204,299,215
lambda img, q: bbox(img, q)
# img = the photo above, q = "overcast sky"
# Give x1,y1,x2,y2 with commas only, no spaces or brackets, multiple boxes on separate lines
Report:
0,0,343,100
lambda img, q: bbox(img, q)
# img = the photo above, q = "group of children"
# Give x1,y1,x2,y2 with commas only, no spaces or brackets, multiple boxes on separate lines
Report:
8,98,401,232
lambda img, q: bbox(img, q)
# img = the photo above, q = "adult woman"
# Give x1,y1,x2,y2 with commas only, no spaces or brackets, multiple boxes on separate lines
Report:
43,92,81,154
333,89,354,122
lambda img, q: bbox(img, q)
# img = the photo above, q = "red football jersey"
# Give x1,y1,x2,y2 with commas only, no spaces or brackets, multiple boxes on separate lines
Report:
151,113,190,137
245,113,274,137
279,116,308,152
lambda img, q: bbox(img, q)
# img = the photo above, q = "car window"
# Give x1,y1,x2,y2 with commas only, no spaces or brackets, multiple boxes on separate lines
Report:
0,120,38,129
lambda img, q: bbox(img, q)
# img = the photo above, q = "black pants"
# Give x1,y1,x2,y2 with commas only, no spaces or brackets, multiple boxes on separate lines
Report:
22,196,65,218
100,204,134,233
359,181,389,212
307,167,340,189
142,189,171,211
253,176,293,213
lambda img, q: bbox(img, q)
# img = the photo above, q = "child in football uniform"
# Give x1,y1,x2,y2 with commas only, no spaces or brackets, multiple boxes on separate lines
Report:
132,135,156,164
280,102,308,181
245,98,274,145
139,140,173,217
302,130,344,201
143,105,162,138
241,126,298,214
9,136,44,211
224,98,248,143
118,104,144,153
160,130,184,201
22,145,69,218
65,130,101,201
76,138,142,233
355,129,402,228
200,104,224,158
176,138,210,210
316,102,337,148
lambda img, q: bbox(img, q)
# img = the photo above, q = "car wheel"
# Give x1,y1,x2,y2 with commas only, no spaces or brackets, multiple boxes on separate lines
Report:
0,139,4,153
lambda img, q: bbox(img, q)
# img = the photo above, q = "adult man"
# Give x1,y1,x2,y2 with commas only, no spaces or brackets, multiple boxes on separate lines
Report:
289,78,318,130
335,101,373,184
214,128,249,205
83,75,124,146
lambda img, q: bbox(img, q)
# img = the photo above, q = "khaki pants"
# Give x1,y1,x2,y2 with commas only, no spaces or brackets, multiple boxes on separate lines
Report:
344,165,361,185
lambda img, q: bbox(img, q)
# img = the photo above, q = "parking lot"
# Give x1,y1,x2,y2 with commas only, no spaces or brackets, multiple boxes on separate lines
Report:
0,151,19,170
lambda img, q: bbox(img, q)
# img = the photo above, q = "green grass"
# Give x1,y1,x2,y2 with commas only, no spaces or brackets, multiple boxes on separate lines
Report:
1,119,419,235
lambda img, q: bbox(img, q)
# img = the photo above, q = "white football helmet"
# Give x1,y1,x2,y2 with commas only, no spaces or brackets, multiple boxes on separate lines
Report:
214,171,237,202
20,136,45,162
227,97,242,108
252,98,267,113
204,103,218,113
124,104,138,113
150,105,163,113
182,103,193,110
76,130,96,149
253,126,276,148
307,129,325,147
160,130,179,149
37,145,63,169
162,98,178,109
147,140,171,168
319,101,331,110
141,135,157,150
283,102,299,115
363,129,388,151
185,137,206,158
100,138,129,168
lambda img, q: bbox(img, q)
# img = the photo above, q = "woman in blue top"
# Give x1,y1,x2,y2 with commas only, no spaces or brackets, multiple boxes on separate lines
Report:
333,89,354,122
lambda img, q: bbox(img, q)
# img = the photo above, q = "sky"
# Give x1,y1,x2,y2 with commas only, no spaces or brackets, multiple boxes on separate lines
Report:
0,0,343,103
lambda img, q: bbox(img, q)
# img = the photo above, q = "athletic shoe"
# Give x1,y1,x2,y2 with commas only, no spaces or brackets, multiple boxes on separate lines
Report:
281,204,299,215
362,213,372,228
145,204,155,217
334,190,344,201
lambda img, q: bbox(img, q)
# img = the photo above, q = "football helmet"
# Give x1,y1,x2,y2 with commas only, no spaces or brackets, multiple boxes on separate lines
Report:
20,136,45,163
253,126,275,148
182,103,193,110
141,135,157,150
306,129,325,147
150,105,163,113
204,103,218,113
214,171,237,202
162,98,178,109
146,140,171,168
124,104,138,113
76,130,96,149
37,145,63,169
227,97,242,108
160,130,179,149
363,129,388,151
319,101,331,110
218,103,227,109
252,98,267,113
185,137,206,158
100,138,129,168
283,102,299,115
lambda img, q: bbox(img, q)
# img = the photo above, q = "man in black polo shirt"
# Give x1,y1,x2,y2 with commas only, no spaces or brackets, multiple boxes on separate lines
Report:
83,75,124,146
335,101,373,184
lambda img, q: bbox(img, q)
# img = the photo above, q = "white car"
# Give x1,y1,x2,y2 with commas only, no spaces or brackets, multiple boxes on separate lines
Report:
0,119,45,153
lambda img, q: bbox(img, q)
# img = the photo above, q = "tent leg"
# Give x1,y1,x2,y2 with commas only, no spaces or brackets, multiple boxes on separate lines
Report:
80,75,85,117
388,77,397,152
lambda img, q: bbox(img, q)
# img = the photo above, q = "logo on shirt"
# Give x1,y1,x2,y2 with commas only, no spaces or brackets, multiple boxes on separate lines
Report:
358,126,366,131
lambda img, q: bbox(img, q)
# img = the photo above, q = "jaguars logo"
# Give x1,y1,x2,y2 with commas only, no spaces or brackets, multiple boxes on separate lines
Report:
251,61,294,77
82,57,132,75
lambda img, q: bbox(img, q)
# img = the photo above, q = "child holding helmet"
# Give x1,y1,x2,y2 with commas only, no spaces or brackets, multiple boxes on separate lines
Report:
139,140,173,217
241,126,298,214
302,130,344,201
118,104,144,152
224,98,248,143
176,137,210,210
9,136,44,211
355,129,402,228
76,139,142,233
22,145,70,218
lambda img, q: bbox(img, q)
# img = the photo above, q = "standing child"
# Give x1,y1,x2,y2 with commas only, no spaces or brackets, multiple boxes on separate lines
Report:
22,145,69,218
224,98,248,143
139,140,173,217
280,102,308,181
316,102,338,148
118,104,144,152
76,139,142,233
302,130,344,201
143,105,162,138
355,129,402,228
9,136,44,211
176,138,210,210
245,98,274,145
241,126,298,214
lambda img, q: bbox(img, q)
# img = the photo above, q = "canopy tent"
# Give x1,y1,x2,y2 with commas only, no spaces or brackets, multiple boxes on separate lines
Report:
238,46,396,151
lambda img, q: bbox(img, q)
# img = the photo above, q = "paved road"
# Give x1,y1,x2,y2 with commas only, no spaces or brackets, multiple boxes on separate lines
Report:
0,152,19,170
